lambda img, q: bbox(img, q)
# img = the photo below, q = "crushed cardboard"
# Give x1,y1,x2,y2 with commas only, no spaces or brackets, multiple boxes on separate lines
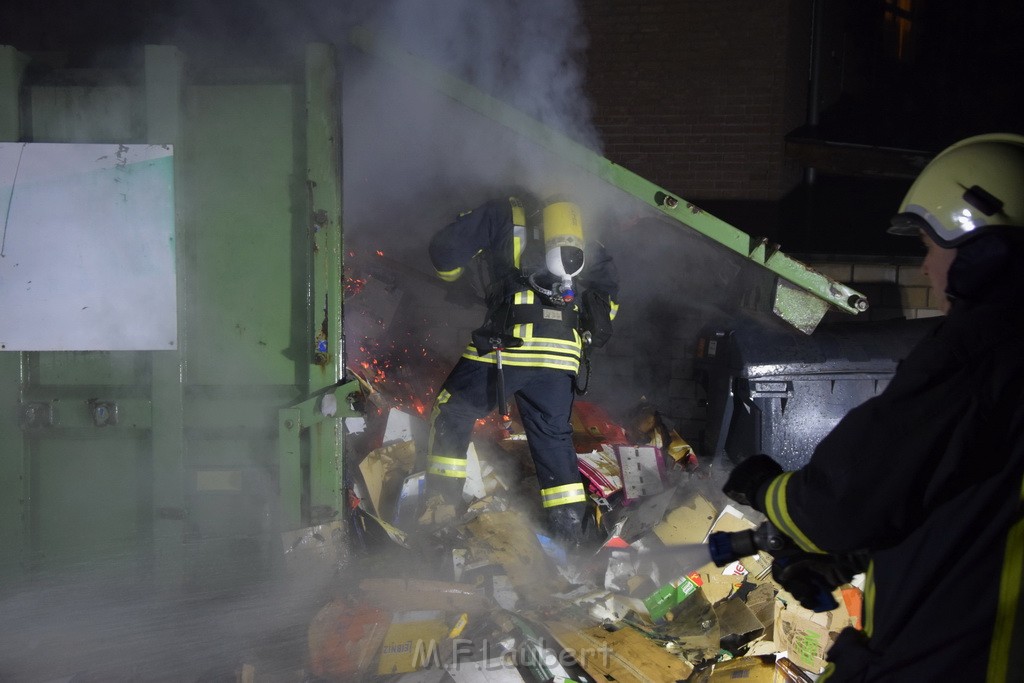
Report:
547,619,695,683
336,389,865,681
462,510,569,606
653,493,718,546
359,440,417,517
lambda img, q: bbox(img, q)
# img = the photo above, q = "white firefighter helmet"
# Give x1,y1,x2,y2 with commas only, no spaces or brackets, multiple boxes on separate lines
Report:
889,133,1024,247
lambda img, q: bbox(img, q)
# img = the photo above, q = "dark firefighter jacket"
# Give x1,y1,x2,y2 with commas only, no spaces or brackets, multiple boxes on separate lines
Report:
756,234,1024,681
429,196,620,374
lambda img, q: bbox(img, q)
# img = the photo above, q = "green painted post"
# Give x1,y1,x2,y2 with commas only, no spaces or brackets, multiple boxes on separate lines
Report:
304,44,345,520
278,408,302,530
145,45,187,583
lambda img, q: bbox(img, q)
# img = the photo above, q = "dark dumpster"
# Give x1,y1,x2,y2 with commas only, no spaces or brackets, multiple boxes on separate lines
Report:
695,314,941,470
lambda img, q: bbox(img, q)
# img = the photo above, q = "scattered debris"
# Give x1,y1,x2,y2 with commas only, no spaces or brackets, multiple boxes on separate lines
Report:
295,379,863,682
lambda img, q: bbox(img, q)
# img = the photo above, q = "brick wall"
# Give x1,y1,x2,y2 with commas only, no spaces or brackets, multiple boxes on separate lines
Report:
807,258,945,321
582,0,811,201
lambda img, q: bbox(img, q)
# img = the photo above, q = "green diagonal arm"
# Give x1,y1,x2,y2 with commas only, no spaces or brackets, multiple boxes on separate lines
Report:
348,28,869,332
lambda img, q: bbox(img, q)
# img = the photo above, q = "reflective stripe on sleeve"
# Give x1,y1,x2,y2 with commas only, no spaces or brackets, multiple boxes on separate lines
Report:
764,472,826,554
427,455,468,479
988,471,1024,682
436,266,464,282
541,482,587,508
863,560,876,637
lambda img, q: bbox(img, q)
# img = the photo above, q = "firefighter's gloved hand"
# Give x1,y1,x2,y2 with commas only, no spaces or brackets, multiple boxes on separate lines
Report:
723,454,783,512
772,549,862,613
471,328,523,355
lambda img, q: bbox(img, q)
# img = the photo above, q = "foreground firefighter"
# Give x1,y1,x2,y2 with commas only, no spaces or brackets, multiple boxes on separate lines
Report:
422,193,619,546
724,134,1024,681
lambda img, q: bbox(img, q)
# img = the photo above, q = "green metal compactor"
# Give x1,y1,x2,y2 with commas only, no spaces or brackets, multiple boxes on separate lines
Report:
0,37,866,592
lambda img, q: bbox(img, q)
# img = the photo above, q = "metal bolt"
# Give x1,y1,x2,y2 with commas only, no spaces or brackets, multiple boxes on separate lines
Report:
848,294,869,312
284,419,295,430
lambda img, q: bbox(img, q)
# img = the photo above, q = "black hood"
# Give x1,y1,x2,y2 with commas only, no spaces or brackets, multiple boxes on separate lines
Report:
947,228,1024,309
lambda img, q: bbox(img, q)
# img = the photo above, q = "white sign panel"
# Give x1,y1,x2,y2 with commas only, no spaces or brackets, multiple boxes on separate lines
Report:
0,143,176,351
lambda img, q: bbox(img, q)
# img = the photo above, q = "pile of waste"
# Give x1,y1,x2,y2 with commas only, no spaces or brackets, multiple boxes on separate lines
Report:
283,379,862,682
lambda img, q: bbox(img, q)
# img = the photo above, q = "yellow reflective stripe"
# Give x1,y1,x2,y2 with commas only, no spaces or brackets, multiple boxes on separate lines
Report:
863,560,876,637
501,355,579,371
764,472,825,553
427,455,468,479
516,338,579,352
512,323,528,339
541,483,587,508
513,290,535,305
609,299,620,321
463,338,581,358
436,266,464,282
460,349,580,372
988,471,1024,681
513,225,526,269
510,197,526,227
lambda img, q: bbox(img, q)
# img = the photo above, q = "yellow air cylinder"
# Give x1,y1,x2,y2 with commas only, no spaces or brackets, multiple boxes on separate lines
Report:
542,201,585,279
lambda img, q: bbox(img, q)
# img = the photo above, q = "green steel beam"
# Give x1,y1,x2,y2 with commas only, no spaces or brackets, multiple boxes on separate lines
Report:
348,29,870,332
278,408,302,530
277,380,362,528
0,46,27,138
304,44,346,521
144,44,187,585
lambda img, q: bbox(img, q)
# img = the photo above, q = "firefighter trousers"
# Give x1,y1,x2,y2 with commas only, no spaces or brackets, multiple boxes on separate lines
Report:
425,357,587,513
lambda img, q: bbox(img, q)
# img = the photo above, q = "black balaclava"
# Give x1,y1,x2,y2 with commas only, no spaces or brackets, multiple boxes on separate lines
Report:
946,228,1024,307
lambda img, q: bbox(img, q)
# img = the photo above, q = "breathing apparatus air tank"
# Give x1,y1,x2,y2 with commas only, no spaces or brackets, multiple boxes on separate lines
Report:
542,200,585,302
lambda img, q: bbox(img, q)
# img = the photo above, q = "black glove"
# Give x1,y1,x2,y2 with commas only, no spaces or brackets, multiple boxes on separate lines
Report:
579,289,613,348
722,454,783,512
771,549,867,613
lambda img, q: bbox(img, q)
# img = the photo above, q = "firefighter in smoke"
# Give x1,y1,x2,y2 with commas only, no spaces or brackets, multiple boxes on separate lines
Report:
723,134,1024,681
422,193,619,546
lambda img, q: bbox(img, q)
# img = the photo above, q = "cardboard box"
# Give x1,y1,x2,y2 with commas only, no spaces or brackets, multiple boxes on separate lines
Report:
653,493,718,546
689,655,778,683
547,620,694,683
715,596,766,652
463,510,569,605
773,594,854,674
359,439,417,517
307,600,389,679
614,444,667,502
643,571,704,622
377,611,449,675
577,445,623,500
